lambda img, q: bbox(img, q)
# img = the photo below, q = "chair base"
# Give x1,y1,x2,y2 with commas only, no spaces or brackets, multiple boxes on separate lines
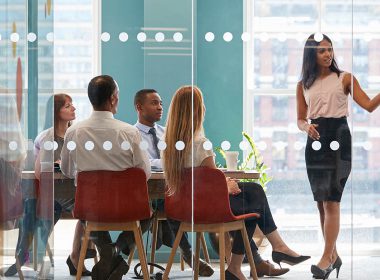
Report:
76,220,150,280
162,220,258,280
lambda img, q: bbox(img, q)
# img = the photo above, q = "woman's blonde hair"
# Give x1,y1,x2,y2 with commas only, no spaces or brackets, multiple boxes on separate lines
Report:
163,85,205,195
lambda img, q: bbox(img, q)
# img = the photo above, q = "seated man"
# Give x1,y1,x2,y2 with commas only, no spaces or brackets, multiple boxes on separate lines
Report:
134,88,214,277
61,75,151,279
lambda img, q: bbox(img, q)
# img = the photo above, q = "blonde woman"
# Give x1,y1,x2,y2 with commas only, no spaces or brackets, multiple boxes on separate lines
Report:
163,86,309,280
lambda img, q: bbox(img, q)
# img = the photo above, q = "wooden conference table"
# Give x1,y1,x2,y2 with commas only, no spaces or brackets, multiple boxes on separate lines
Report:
21,169,260,263
21,169,260,200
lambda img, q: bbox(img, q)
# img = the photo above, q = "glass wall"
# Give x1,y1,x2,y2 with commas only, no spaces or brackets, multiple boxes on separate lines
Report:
2,0,380,279
1,0,55,278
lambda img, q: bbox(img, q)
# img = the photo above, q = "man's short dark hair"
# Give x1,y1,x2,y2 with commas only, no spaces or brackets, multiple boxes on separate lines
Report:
134,89,157,107
88,75,117,109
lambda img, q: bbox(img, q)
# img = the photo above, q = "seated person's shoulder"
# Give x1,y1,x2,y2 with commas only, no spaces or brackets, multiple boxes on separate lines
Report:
35,128,54,145
116,120,139,132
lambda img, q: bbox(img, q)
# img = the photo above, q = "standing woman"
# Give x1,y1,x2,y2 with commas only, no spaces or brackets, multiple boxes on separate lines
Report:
297,33,380,279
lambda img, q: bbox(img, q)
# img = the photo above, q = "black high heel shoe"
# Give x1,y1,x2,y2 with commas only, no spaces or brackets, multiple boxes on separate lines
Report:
66,255,92,276
333,256,342,278
225,269,239,280
272,251,311,268
311,264,333,280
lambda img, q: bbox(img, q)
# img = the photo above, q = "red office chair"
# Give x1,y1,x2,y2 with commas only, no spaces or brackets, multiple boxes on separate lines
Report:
0,164,24,280
163,167,260,280
73,168,152,280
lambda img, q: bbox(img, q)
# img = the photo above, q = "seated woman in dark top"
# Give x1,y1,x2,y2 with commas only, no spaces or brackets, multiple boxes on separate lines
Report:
162,86,310,280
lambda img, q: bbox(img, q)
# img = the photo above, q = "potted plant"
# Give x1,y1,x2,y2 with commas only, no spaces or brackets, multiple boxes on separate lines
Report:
215,131,272,190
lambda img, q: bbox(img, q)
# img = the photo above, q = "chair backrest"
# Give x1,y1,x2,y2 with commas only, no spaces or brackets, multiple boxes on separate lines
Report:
165,167,238,224
74,168,151,223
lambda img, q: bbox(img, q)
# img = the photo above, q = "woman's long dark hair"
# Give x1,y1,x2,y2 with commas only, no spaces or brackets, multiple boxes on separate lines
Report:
301,33,342,89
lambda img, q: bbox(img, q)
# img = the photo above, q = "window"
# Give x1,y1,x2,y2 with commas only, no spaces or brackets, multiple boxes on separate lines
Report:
37,0,99,132
244,0,380,256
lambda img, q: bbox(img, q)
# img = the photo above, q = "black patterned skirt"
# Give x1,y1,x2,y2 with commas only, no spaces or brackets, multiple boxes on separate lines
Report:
305,117,352,202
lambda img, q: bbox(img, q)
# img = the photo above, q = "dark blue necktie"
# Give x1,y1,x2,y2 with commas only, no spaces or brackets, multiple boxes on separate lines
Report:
149,127,160,159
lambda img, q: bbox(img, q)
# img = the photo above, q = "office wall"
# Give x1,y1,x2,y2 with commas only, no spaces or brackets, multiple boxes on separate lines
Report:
102,0,192,126
102,0,244,154
196,0,243,160
101,0,145,124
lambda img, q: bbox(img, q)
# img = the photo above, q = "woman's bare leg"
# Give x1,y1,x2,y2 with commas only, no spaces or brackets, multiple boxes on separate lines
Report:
317,201,340,269
265,230,300,257
317,201,338,262
227,253,248,280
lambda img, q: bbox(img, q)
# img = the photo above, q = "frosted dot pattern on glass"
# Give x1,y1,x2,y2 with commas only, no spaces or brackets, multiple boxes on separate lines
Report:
157,140,167,151
119,32,128,42
203,140,213,151
221,140,231,151
137,32,147,42
330,141,339,151
239,141,249,151
294,141,304,151
139,141,149,150
9,141,18,151
67,141,76,151
43,141,54,151
27,32,37,42
155,32,165,42
103,141,112,151
46,32,54,42
312,141,321,151
53,141,58,151
101,32,110,42
363,141,372,151
205,32,215,42
175,141,185,151
223,32,233,42
85,141,94,151
10,33,19,42
121,141,131,150
173,32,183,42
314,32,323,42
257,141,267,151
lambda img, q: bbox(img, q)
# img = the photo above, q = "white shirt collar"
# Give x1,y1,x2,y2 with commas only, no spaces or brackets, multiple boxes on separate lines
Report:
90,111,114,119
135,121,156,134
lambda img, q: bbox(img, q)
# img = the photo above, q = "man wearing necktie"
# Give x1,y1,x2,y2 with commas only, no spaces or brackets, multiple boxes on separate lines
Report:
134,89,214,277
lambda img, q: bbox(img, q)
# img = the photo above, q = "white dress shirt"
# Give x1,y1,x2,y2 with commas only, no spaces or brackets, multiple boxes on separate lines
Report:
134,121,164,169
61,111,151,183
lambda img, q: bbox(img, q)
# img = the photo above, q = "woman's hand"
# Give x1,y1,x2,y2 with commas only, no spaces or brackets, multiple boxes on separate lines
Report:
306,124,320,140
226,177,241,195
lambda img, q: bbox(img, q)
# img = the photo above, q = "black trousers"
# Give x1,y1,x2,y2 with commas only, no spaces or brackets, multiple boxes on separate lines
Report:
89,218,152,256
229,182,277,255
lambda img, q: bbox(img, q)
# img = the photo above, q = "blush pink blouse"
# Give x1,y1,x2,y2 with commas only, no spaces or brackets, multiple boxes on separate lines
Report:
303,72,349,119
